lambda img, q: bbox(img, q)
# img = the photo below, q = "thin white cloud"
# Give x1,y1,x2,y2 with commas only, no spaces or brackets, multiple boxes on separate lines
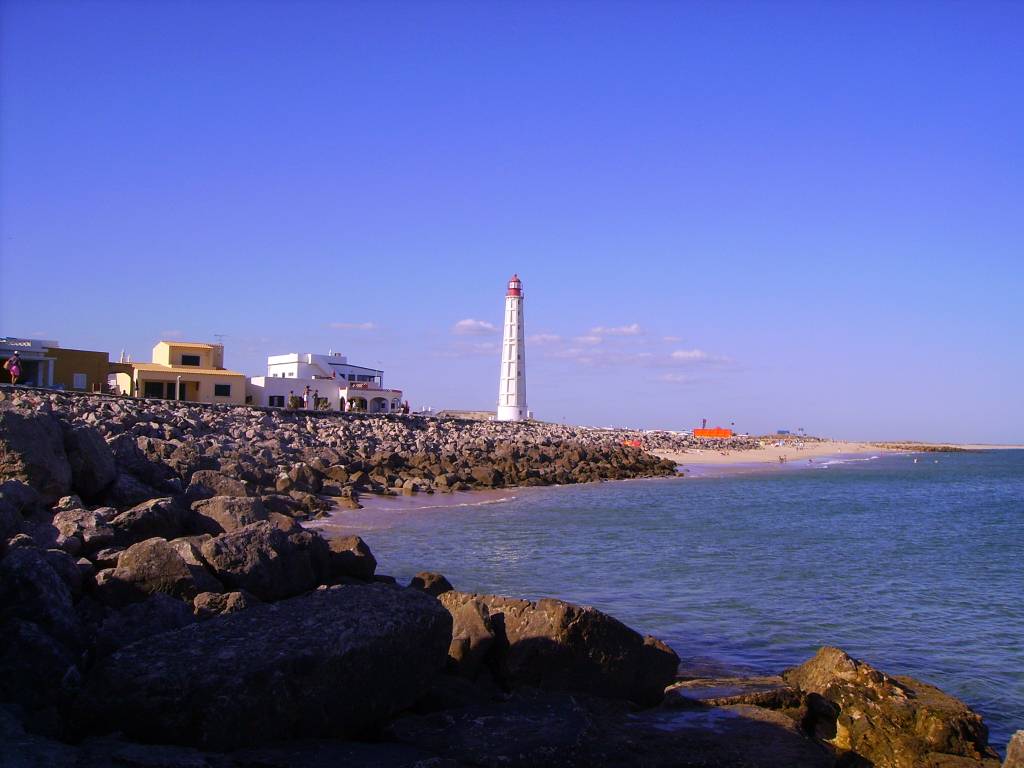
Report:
574,335,602,346
671,349,710,361
453,318,498,336
658,372,697,384
591,323,642,337
528,333,562,345
663,335,682,343
329,322,376,331
160,329,183,339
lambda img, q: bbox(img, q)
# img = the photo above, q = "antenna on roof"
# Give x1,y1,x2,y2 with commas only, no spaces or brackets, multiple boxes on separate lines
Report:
213,334,226,344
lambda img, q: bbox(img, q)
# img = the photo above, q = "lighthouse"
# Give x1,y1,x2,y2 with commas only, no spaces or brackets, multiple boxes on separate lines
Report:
496,274,527,421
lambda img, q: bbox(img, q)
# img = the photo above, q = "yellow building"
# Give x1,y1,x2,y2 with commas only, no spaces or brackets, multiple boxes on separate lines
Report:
126,341,247,405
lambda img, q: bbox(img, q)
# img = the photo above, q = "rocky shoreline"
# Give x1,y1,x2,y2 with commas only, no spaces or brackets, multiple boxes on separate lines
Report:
1,386,1020,767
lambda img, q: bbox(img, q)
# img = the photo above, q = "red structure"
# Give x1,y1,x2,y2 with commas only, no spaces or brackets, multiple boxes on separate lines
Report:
507,274,522,297
694,427,733,439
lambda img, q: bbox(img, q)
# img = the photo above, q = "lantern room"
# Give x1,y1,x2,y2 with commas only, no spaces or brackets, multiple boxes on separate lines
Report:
506,274,523,297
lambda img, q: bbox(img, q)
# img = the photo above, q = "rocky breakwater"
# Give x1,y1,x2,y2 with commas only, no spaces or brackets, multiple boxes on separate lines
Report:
1,388,1017,767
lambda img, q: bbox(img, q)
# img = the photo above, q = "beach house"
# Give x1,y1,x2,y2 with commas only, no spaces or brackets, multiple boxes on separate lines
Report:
119,341,247,404
247,351,404,412
1,336,114,392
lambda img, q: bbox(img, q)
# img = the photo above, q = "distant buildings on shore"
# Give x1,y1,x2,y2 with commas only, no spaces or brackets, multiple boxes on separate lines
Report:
1,335,405,413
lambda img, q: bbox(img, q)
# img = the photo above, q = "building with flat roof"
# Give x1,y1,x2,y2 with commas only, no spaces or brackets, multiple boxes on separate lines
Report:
0,336,111,392
248,351,404,413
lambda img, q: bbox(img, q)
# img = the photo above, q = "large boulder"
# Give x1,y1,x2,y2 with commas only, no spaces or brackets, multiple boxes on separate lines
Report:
439,591,679,707
190,495,267,534
109,497,187,545
1005,731,1024,768
73,584,453,750
0,547,81,647
0,410,72,504
63,425,116,500
199,521,323,600
108,537,221,603
94,592,197,657
0,618,80,712
783,647,1000,767
327,535,376,581
186,470,252,500
409,571,454,597
51,507,115,555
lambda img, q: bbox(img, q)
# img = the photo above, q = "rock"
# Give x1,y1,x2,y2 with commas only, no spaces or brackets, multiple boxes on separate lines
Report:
199,522,321,601
108,537,221,603
73,584,453,750
42,548,84,598
109,497,187,545
783,647,1000,767
54,494,84,511
438,591,679,707
0,618,80,712
94,592,197,657
0,410,72,504
0,498,21,544
51,507,115,554
327,535,376,581
0,479,43,516
167,534,211,566
409,571,454,597
1005,731,1024,768
447,597,495,678
190,495,267,534
100,471,165,509
63,424,116,499
186,470,252,500
193,590,259,619
0,547,81,647
470,465,502,487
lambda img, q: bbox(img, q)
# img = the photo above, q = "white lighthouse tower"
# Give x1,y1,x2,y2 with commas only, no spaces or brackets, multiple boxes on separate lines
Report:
496,273,527,421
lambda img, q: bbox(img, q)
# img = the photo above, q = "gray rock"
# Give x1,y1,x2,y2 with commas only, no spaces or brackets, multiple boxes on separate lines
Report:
447,597,495,678
74,584,453,750
110,497,187,545
190,495,267,534
0,547,80,646
439,591,680,707
199,521,322,600
51,507,115,554
94,592,197,657
327,534,376,581
0,410,72,504
0,618,80,712
409,571,454,596
63,424,116,499
187,470,252,500
110,537,221,603
193,589,259,619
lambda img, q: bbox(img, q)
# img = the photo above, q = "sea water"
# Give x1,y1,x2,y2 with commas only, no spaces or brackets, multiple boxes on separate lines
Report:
317,451,1024,749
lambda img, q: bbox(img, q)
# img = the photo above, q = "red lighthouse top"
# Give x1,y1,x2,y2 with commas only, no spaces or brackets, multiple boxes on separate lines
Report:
506,274,523,297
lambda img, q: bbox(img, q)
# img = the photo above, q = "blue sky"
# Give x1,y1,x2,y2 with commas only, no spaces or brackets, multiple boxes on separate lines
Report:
1,1,1021,442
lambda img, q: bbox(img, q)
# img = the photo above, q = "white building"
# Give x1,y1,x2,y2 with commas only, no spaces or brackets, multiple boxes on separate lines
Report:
247,352,404,413
496,274,528,421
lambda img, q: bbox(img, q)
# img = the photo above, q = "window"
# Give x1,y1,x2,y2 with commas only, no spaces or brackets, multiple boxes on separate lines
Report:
143,381,164,398
168,382,180,399
72,373,87,390
214,384,231,397
181,355,201,366
269,395,285,407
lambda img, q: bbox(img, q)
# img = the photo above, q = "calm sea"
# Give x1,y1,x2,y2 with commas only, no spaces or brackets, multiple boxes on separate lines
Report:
317,450,1024,750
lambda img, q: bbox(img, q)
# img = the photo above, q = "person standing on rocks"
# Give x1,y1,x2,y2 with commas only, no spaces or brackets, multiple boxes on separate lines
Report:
3,351,21,385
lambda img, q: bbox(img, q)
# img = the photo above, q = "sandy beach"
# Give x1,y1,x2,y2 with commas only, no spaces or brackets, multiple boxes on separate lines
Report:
651,440,885,467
